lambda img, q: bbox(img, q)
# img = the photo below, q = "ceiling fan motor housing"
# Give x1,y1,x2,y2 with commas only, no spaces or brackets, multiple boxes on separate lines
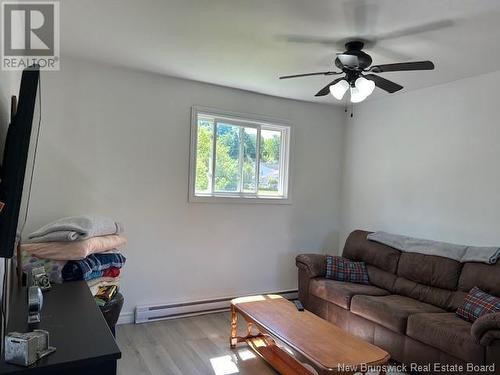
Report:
345,40,365,51
335,41,373,71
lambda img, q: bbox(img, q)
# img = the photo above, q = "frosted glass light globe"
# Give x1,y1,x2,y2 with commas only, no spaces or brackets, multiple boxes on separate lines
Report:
355,77,375,97
329,80,350,100
350,86,367,103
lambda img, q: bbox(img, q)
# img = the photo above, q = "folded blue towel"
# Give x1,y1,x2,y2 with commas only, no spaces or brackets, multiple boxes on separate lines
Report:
62,253,126,281
87,270,104,280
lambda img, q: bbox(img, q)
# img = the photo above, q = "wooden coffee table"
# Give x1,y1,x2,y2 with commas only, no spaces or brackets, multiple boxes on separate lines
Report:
230,295,390,375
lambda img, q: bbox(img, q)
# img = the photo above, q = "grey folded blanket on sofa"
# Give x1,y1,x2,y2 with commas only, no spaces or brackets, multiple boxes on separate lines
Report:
29,216,124,242
367,231,500,264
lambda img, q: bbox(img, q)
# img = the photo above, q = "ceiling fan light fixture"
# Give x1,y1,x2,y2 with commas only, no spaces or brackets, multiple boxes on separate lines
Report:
350,86,367,103
279,40,434,100
329,79,349,100
355,77,375,97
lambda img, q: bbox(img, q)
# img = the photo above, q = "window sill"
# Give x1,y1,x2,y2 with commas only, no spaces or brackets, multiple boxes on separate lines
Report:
188,193,292,205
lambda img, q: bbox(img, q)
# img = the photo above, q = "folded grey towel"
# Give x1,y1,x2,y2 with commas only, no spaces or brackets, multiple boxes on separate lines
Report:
29,216,124,243
462,246,500,264
367,231,499,264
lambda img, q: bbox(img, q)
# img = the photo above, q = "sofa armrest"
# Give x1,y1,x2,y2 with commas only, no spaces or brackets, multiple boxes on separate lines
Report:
471,313,500,346
296,254,326,279
296,254,326,309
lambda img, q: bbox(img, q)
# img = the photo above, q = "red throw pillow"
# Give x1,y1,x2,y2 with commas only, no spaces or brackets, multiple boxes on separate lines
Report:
325,256,370,285
456,286,500,323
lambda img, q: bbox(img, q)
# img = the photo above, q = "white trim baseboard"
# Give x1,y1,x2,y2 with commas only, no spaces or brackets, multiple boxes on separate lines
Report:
133,289,298,324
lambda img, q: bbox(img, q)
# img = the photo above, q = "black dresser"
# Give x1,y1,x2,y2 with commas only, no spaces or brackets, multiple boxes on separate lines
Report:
0,281,121,374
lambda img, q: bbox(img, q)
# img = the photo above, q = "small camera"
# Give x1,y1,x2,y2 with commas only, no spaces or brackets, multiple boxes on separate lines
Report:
31,267,51,291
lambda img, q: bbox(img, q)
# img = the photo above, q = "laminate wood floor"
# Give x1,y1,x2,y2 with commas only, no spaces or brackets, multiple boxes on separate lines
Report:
116,312,407,375
116,312,278,375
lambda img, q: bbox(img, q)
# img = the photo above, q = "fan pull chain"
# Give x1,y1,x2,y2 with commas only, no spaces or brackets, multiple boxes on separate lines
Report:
344,104,355,118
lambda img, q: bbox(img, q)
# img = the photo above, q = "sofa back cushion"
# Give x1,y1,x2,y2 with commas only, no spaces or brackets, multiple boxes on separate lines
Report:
393,277,466,311
390,243,463,309
397,252,462,290
365,265,398,292
342,230,401,292
458,262,500,296
343,230,400,274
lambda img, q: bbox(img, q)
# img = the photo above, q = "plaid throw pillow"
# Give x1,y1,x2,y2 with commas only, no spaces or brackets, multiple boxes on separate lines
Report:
456,286,500,323
325,256,370,285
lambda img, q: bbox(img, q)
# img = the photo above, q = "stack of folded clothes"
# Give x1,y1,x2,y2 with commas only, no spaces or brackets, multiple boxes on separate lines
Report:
20,215,126,296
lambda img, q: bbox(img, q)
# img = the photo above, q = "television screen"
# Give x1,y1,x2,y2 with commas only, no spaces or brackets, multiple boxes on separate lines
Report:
0,66,40,258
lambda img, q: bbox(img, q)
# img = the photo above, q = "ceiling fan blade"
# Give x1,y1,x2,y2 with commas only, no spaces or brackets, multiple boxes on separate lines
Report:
278,34,338,47
279,71,341,80
372,45,413,63
315,78,343,97
364,74,403,93
369,61,434,73
375,20,454,41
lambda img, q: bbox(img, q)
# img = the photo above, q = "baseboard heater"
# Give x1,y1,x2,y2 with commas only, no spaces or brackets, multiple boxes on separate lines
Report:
135,289,298,324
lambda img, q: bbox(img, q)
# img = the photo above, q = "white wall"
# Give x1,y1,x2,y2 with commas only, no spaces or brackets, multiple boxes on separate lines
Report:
26,58,345,318
341,70,500,249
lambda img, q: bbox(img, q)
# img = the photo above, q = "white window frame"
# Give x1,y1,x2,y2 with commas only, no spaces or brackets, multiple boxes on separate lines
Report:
189,106,293,204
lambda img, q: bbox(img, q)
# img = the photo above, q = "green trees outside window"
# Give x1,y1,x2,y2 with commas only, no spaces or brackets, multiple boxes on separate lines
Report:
193,111,289,200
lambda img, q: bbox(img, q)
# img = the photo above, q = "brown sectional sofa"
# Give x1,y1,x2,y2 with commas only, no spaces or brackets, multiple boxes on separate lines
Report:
296,230,500,375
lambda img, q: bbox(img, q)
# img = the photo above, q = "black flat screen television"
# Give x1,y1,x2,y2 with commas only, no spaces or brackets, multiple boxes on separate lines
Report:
0,66,40,258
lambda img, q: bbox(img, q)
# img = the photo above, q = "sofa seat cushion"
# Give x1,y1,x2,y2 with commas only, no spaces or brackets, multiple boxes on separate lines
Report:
350,294,444,334
407,313,484,363
309,279,389,309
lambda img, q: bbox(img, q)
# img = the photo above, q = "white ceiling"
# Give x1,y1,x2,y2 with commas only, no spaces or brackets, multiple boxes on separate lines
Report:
61,0,500,104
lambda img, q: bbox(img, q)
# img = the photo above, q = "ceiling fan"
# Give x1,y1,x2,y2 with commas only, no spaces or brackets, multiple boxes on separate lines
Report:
279,40,434,103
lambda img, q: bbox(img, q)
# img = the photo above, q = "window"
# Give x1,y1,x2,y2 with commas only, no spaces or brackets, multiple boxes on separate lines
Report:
189,106,291,203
